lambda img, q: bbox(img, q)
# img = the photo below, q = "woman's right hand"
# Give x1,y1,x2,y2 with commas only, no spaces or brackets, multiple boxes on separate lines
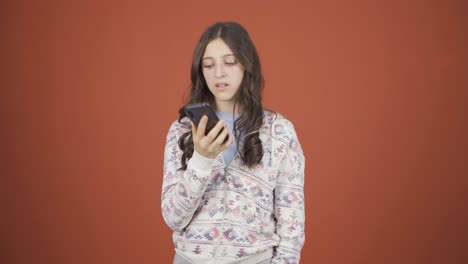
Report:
192,115,233,159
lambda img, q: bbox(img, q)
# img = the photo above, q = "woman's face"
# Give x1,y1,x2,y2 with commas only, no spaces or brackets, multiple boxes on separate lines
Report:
201,38,244,109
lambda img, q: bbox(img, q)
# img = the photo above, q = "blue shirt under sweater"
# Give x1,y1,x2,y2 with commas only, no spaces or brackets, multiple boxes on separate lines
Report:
216,111,239,166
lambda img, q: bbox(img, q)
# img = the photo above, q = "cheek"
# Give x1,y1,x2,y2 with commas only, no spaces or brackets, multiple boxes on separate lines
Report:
227,67,243,79
202,71,212,83
235,70,245,83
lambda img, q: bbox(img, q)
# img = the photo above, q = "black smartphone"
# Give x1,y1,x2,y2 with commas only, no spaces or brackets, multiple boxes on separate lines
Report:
183,103,228,142
184,103,220,134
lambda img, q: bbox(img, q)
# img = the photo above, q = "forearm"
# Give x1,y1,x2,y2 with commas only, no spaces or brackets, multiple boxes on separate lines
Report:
161,150,215,231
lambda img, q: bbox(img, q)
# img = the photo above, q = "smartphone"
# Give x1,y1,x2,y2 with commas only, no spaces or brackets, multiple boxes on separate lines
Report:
183,103,228,142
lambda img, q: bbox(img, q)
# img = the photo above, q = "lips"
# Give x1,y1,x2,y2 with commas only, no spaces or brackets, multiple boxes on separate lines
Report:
215,82,229,91
215,82,228,88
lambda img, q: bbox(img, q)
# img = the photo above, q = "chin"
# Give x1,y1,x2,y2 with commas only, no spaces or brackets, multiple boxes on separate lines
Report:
217,96,236,102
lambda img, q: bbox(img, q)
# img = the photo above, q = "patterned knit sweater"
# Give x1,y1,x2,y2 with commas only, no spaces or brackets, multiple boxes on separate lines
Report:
161,111,305,264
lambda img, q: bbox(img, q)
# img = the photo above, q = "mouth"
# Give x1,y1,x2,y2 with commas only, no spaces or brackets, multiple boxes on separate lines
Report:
215,83,228,88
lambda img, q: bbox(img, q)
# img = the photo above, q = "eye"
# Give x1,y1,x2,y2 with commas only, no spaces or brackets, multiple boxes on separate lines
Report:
201,58,215,69
225,57,238,65
202,64,214,69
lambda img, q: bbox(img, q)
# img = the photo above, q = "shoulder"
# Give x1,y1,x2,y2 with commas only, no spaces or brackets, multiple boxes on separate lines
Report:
166,117,191,139
261,110,299,143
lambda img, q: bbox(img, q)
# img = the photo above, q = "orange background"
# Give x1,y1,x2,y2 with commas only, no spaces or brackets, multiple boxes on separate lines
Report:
2,0,467,263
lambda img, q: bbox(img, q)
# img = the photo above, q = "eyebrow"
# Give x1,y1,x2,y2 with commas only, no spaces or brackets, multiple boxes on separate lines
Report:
202,54,235,60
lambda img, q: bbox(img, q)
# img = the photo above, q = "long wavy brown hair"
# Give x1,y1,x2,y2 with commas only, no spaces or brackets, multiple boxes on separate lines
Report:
178,21,270,170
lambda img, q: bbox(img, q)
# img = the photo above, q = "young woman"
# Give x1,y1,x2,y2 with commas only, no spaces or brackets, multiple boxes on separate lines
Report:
161,21,305,264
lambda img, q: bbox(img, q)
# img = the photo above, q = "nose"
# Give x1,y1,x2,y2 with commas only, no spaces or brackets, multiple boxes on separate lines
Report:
214,63,226,78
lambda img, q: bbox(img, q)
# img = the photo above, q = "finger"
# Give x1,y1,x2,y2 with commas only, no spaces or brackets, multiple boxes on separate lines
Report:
197,115,208,138
213,127,229,146
191,121,198,142
206,120,225,142
221,132,234,149
191,121,196,134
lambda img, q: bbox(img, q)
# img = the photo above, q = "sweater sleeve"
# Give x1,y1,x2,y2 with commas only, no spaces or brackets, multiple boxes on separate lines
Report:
271,119,306,264
161,121,216,231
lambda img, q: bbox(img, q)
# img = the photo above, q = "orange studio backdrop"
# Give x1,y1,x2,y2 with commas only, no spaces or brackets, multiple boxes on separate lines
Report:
2,0,467,263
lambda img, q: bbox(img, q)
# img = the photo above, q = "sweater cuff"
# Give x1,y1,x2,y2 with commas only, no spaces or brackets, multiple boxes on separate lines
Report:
189,150,216,173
